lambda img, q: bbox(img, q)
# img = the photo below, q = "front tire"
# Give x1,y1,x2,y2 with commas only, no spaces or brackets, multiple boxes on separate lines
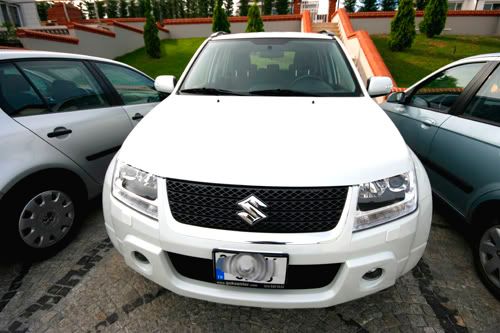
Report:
473,215,500,300
1,179,83,260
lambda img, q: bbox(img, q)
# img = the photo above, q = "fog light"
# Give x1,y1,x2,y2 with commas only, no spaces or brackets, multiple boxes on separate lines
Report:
362,268,383,281
216,253,274,281
133,251,149,264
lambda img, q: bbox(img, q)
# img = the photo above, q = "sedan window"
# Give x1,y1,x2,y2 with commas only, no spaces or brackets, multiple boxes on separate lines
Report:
0,63,48,117
16,60,110,113
409,63,485,113
463,65,500,124
95,63,163,105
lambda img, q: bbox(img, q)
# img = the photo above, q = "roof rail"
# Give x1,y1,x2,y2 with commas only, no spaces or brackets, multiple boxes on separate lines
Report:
209,31,228,39
318,30,335,38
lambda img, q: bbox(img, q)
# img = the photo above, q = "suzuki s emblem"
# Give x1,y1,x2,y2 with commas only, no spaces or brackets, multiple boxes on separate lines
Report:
237,195,268,225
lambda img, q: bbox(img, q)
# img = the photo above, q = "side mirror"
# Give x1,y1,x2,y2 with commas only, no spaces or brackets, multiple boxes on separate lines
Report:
154,75,177,94
367,76,393,98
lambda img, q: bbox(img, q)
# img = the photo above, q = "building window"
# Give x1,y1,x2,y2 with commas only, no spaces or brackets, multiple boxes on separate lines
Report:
448,1,463,10
484,2,500,10
0,2,22,27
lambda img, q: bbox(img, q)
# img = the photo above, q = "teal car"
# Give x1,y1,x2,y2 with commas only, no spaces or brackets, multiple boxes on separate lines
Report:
382,54,500,299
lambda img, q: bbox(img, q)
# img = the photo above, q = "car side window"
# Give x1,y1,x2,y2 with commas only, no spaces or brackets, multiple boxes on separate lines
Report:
409,63,485,113
0,63,48,117
16,60,110,113
463,65,500,125
95,63,163,105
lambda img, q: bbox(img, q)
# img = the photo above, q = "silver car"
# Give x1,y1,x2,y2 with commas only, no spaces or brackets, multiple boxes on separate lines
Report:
0,50,165,258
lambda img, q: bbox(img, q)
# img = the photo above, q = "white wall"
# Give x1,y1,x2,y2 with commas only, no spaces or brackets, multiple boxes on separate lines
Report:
8,0,40,26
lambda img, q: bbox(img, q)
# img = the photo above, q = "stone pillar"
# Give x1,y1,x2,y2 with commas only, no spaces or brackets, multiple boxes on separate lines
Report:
293,0,301,14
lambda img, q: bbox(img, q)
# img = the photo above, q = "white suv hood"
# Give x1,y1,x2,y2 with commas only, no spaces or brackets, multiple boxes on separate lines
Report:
119,96,412,186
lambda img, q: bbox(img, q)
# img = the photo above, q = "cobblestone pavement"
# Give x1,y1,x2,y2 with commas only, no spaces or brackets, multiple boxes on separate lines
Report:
1,200,499,333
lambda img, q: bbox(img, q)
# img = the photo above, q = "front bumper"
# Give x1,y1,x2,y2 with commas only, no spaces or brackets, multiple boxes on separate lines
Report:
103,157,432,309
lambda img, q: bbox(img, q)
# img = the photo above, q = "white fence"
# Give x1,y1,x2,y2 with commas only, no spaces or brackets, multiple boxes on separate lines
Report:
300,0,327,23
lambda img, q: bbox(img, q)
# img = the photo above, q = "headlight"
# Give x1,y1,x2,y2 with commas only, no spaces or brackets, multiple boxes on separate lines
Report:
354,170,417,231
112,161,158,220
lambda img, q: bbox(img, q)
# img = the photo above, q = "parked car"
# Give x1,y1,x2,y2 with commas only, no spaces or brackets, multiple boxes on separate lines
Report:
0,50,166,258
103,32,433,308
382,54,500,299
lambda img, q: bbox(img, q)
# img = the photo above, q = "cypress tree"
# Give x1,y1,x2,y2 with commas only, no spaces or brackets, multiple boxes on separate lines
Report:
97,1,106,18
119,0,128,17
106,0,119,18
239,0,249,16
419,0,448,37
83,1,97,19
212,0,230,32
185,0,195,17
416,0,427,9
263,0,272,15
388,0,416,51
198,0,209,16
208,0,215,15
225,0,234,16
276,0,288,14
160,0,168,18
144,0,161,58
381,0,396,11
344,0,357,12
152,0,161,19
359,0,378,11
246,1,264,32
137,0,146,16
128,0,137,16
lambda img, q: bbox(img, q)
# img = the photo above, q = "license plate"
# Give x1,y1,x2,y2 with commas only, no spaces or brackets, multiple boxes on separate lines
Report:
213,250,288,289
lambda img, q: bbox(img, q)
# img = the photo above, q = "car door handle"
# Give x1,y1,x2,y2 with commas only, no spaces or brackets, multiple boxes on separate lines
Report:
421,119,436,128
132,113,144,121
47,127,72,138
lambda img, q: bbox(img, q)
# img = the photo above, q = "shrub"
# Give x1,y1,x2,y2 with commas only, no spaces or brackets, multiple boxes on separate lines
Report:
359,0,378,11
238,0,249,16
106,0,119,18
263,0,272,15
419,0,448,38
143,0,161,58
97,1,106,18
119,0,128,17
128,0,138,17
225,0,234,16
246,1,264,32
276,0,289,14
212,0,231,32
344,0,357,12
36,2,52,21
381,0,396,11
388,0,416,51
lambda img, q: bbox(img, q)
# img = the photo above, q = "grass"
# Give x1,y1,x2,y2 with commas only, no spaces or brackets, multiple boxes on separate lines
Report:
116,38,206,79
371,34,500,87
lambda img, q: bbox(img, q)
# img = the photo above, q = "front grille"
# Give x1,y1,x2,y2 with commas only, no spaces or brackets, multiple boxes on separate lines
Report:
167,252,341,289
166,178,348,233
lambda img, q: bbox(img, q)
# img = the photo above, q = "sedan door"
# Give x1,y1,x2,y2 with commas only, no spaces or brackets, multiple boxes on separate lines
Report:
382,62,487,160
426,63,500,216
11,59,133,184
92,62,166,127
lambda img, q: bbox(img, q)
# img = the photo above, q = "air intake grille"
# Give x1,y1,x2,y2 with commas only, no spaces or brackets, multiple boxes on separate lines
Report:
166,179,348,233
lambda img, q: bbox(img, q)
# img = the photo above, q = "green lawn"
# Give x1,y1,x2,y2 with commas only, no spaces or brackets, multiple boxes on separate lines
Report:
371,34,500,87
116,38,206,79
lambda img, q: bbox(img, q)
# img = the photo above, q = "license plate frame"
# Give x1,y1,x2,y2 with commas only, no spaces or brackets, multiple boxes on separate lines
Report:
212,249,289,289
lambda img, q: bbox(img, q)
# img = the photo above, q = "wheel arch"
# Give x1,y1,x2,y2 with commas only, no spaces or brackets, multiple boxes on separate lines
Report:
470,194,500,226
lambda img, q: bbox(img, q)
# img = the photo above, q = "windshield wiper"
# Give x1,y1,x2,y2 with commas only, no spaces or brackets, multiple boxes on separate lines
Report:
248,89,318,97
179,88,244,96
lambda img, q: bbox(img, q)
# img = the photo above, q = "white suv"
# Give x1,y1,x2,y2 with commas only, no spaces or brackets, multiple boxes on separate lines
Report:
103,32,432,308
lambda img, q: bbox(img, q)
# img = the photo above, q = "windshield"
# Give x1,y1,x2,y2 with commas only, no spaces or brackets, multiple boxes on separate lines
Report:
179,38,362,97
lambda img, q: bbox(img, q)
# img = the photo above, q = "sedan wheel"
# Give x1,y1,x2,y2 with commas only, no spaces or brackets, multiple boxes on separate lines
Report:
478,225,500,290
18,190,75,249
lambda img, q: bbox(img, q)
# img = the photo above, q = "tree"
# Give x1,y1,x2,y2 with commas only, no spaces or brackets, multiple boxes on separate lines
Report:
419,0,448,37
119,0,128,17
208,0,215,15
381,0,396,11
246,1,264,32
185,0,196,17
143,0,161,58
416,0,427,10
128,0,138,16
225,0,234,16
388,0,416,51
97,1,106,18
152,0,161,19
160,0,169,18
212,0,230,32
106,0,119,17
344,0,357,12
36,2,52,21
263,0,272,15
83,1,97,19
198,0,209,16
276,0,289,14
239,0,249,15
359,0,378,11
